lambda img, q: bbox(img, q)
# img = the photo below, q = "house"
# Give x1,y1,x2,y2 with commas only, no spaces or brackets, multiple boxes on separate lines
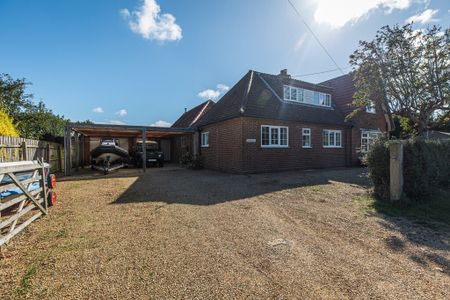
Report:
171,100,214,163
420,130,450,140
173,69,388,173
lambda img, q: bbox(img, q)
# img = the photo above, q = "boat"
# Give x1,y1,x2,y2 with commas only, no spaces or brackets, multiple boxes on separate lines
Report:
90,139,129,173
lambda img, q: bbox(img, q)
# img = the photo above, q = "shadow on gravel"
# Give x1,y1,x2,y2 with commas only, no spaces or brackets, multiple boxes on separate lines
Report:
373,190,450,276
111,166,370,206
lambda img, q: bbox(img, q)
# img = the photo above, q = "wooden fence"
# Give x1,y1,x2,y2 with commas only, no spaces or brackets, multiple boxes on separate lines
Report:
0,161,49,246
0,136,64,173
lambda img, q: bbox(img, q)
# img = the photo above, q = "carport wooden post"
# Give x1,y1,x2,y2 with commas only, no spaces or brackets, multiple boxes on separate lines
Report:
64,126,72,176
142,129,147,172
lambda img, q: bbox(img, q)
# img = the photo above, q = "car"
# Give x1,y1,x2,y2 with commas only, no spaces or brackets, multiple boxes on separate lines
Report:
133,141,164,168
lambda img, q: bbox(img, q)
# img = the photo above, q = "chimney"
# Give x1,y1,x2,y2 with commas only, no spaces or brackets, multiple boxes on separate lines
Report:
184,108,187,113
279,69,290,78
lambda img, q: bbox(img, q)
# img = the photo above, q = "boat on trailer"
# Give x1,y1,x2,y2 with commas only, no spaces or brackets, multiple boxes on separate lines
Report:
90,139,129,174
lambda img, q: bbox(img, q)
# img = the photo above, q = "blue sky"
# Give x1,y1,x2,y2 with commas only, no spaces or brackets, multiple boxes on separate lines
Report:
0,0,448,126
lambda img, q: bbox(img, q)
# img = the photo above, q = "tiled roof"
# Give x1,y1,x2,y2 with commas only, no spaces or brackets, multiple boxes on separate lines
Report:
197,70,347,126
172,100,214,128
320,74,357,115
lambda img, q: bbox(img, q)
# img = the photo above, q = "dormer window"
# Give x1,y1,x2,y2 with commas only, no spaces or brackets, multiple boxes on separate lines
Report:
366,102,376,113
283,85,331,107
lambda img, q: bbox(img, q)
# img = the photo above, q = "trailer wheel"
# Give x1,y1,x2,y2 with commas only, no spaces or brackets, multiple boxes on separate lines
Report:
47,174,56,189
47,191,57,207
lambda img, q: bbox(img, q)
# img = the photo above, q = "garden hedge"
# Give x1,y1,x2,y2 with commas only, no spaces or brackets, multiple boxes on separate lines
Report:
367,138,450,202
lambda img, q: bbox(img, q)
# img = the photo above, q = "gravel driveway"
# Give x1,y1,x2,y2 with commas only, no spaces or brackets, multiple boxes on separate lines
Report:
1,165,449,299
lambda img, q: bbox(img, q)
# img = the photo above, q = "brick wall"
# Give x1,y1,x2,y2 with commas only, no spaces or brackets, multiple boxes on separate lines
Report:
199,118,243,173
199,117,349,173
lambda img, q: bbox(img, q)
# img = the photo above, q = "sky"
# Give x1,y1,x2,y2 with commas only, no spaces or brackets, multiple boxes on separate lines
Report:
0,0,448,126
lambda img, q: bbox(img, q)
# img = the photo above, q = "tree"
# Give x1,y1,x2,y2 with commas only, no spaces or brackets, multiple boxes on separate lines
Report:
1,74,68,139
0,74,34,117
350,24,450,134
0,109,19,137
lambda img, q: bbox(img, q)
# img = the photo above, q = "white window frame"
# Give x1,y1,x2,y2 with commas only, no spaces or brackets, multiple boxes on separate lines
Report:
201,132,209,147
323,129,342,148
366,102,376,114
361,130,382,153
261,125,289,148
283,85,331,108
302,128,312,148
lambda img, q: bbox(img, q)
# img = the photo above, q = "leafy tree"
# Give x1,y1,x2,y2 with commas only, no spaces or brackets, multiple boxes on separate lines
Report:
0,109,19,137
0,74,34,117
350,24,450,134
1,74,69,139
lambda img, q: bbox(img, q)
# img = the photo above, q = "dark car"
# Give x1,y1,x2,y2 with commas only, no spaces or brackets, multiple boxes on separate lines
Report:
133,141,164,168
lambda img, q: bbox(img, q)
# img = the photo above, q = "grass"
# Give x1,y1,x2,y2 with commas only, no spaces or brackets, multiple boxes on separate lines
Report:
354,189,450,229
15,264,38,296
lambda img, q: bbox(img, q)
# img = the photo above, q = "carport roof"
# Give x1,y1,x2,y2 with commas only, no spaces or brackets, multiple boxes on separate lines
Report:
66,123,195,138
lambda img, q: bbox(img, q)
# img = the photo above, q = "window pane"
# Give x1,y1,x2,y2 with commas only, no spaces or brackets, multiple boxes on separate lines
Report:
298,89,304,102
323,131,329,146
291,88,297,101
336,132,341,146
271,128,279,145
283,86,290,100
262,127,269,145
280,128,288,145
330,132,335,145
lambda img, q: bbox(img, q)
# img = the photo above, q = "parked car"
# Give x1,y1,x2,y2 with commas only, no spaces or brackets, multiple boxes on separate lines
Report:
132,141,164,168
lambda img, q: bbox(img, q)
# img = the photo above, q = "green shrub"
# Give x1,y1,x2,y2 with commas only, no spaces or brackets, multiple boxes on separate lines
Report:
403,139,450,200
366,138,390,200
367,138,450,202
179,152,204,169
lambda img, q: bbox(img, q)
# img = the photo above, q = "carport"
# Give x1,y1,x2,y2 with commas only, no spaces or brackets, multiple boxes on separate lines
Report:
64,123,196,175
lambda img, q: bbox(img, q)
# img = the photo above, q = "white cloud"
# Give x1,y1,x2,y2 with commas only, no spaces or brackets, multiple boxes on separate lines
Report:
150,120,172,127
100,120,126,125
314,0,421,29
120,0,182,42
119,8,130,18
92,107,104,113
115,109,128,117
198,84,230,100
405,9,439,24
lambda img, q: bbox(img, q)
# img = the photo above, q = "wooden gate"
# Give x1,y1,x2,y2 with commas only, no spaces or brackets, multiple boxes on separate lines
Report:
0,161,49,246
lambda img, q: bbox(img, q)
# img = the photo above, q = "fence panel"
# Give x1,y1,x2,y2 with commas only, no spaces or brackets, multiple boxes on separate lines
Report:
0,136,64,173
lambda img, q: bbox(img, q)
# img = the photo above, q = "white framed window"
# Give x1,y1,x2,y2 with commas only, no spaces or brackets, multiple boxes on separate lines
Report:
201,132,209,147
283,85,331,107
366,102,376,113
302,128,311,148
323,130,342,148
361,130,382,153
261,125,289,148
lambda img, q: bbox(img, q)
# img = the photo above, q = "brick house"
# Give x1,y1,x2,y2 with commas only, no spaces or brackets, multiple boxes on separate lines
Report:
173,69,388,173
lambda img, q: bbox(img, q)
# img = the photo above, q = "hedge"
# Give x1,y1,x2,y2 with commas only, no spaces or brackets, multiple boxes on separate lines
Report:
367,138,450,202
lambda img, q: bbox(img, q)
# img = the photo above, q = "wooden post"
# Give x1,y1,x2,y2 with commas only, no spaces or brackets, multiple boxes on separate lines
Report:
58,145,63,173
21,141,27,161
389,141,404,201
142,129,147,173
46,144,50,163
64,126,72,176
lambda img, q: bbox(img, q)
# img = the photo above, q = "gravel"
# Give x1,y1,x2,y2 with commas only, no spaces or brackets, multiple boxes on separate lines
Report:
1,165,449,299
